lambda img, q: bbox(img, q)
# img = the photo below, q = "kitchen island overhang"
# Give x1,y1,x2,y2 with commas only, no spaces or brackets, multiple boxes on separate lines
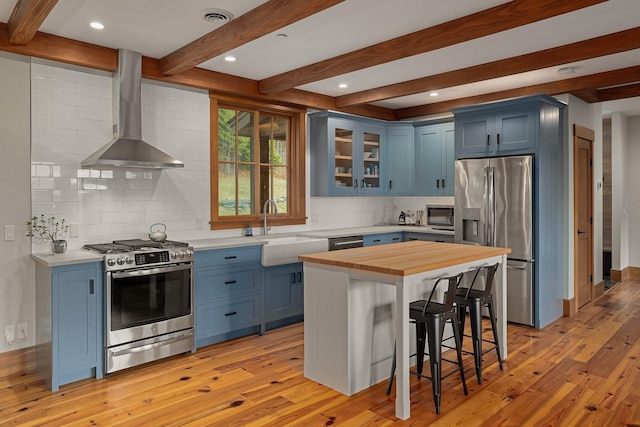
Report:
299,241,511,420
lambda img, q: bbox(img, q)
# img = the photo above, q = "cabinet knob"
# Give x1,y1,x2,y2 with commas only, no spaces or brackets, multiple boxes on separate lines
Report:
89,279,95,295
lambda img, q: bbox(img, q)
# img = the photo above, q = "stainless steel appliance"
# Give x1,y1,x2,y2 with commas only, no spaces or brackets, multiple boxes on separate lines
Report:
454,155,534,326
84,239,194,373
328,235,364,251
425,205,454,230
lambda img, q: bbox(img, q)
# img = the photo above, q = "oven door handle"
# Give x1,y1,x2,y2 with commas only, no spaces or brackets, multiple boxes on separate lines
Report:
110,330,194,357
111,263,192,279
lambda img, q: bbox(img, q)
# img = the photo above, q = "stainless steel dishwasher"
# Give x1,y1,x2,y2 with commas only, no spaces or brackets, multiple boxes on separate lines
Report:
328,235,364,251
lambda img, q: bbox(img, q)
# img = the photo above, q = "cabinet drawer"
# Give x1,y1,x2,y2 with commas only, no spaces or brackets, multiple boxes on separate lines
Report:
195,246,261,268
196,267,259,302
196,295,261,336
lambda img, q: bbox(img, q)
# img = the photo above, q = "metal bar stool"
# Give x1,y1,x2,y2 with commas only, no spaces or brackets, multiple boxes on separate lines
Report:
386,273,468,414
454,263,503,384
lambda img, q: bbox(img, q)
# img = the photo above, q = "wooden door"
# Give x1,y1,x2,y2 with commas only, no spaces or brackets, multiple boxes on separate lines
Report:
573,124,594,308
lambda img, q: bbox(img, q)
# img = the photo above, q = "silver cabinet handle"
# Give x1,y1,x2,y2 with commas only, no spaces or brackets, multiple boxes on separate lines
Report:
507,264,527,271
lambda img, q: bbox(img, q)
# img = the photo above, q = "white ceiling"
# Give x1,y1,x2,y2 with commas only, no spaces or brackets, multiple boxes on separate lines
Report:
1,0,639,116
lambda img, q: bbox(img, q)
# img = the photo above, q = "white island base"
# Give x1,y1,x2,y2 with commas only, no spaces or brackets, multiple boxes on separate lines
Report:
300,241,509,420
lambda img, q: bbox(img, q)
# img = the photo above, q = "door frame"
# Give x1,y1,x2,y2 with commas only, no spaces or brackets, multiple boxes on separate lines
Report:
573,124,594,311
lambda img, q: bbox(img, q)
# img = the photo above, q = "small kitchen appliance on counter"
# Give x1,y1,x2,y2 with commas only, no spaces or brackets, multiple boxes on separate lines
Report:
83,239,194,374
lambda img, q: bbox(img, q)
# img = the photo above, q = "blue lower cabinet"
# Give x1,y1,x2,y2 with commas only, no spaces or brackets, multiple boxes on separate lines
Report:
404,232,454,243
194,246,263,348
364,232,403,246
35,261,103,391
263,262,304,330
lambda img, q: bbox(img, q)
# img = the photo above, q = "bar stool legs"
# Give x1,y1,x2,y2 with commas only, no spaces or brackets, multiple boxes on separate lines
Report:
386,313,468,414
456,263,504,385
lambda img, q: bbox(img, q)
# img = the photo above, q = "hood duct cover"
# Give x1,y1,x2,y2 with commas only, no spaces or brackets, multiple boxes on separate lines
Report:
81,49,184,169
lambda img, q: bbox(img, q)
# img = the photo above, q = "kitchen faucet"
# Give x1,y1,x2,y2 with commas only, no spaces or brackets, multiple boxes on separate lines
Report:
263,199,278,235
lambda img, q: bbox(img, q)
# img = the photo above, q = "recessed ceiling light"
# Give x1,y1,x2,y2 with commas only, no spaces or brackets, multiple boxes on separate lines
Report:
339,83,348,89
90,22,104,30
224,56,236,62
429,92,439,97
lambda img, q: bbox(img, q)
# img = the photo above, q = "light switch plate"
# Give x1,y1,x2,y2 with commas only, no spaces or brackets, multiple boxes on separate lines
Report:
4,225,15,241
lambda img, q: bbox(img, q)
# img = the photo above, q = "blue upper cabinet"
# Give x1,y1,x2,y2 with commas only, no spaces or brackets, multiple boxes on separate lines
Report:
414,122,455,196
310,112,385,196
385,124,414,195
454,102,536,158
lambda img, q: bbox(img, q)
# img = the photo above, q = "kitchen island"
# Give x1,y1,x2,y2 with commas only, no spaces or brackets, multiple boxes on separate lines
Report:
299,241,511,420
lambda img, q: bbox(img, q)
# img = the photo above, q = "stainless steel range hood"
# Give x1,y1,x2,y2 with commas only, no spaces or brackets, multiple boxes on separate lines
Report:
81,49,184,169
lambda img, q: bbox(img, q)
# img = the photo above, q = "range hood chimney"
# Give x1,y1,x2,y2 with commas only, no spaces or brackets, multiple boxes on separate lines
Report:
81,49,184,169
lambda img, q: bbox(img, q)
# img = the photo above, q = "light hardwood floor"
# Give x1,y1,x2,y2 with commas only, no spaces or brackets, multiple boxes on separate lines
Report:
1,278,639,426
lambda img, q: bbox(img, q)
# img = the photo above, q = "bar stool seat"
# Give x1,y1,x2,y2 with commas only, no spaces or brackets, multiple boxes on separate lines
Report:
386,273,468,414
454,263,503,384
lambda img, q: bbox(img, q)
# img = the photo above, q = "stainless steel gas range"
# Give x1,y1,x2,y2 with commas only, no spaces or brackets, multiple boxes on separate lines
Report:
84,239,195,374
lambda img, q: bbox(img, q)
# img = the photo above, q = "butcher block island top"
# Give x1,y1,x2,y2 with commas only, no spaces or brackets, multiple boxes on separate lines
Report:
298,240,511,276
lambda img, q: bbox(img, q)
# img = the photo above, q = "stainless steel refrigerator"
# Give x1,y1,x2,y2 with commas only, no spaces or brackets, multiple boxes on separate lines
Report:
454,155,534,326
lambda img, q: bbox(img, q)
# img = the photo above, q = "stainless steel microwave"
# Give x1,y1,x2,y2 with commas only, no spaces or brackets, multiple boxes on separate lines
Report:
425,205,454,230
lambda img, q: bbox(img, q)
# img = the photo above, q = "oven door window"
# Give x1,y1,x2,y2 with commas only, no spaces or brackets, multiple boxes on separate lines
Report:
110,266,191,330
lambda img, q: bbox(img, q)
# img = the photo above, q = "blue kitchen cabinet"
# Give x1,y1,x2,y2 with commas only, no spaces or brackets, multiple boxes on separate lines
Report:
35,261,103,391
385,124,414,195
310,111,385,196
454,102,536,158
404,232,454,243
263,262,304,330
363,232,403,246
414,121,455,196
194,246,263,348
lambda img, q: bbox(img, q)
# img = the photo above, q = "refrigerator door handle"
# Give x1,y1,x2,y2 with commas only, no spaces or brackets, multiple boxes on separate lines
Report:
507,264,527,271
485,166,496,246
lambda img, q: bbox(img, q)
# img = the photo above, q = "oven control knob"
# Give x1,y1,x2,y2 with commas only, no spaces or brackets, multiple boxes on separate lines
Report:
171,251,178,259
107,258,116,267
116,257,124,265
125,257,134,264
179,251,186,259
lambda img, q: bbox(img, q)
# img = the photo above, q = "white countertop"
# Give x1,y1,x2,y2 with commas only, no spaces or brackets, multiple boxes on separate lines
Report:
32,250,104,267
30,226,454,267
298,225,454,238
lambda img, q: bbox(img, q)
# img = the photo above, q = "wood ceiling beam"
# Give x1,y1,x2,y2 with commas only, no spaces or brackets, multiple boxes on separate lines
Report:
337,27,640,107
597,83,640,102
395,65,640,119
570,89,601,103
258,0,606,94
159,0,345,76
6,0,58,44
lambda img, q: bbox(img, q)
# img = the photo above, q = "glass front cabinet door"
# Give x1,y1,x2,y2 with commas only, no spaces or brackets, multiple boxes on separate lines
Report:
310,113,384,196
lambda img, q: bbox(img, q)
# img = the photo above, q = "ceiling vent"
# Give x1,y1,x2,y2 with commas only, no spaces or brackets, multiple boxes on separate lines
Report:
201,8,234,24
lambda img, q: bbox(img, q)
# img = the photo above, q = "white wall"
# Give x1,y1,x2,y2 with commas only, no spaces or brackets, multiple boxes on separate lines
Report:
0,53,34,353
554,94,603,299
609,113,640,271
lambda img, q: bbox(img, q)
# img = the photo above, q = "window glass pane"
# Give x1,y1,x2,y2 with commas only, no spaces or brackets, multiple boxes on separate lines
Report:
218,108,236,162
238,164,254,215
273,116,288,165
218,163,236,216
259,115,272,164
237,111,254,162
272,166,288,214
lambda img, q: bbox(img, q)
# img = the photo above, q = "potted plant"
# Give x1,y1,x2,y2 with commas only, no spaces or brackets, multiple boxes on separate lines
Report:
26,214,70,254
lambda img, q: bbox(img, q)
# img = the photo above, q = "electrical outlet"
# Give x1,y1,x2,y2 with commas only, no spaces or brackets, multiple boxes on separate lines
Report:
17,323,27,340
5,325,15,345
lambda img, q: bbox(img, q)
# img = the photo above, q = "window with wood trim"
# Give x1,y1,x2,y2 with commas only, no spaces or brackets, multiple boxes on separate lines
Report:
210,94,306,230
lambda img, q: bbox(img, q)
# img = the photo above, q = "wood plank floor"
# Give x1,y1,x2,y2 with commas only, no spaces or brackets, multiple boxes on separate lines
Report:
1,277,639,426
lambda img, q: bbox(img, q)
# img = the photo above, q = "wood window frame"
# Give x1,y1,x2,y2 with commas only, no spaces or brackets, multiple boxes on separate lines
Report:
210,93,306,230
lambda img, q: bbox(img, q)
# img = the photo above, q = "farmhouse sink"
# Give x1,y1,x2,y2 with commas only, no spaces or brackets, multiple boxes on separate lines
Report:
259,235,328,267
